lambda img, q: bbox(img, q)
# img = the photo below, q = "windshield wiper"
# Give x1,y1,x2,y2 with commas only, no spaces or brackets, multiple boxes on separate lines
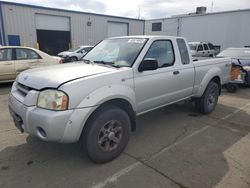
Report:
94,61,121,68
81,59,91,64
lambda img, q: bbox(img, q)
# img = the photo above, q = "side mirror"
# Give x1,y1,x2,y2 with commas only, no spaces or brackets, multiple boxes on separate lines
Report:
138,58,158,72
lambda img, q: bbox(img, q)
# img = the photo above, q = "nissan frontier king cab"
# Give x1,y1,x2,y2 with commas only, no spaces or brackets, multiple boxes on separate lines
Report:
9,36,231,163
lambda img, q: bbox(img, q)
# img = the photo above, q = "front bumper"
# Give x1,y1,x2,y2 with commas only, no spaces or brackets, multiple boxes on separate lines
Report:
9,94,93,143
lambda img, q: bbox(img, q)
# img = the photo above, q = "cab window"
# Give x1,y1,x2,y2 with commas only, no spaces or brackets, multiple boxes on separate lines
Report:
208,43,214,50
16,48,41,60
144,40,175,68
177,39,190,64
203,44,209,50
0,49,12,61
197,45,203,51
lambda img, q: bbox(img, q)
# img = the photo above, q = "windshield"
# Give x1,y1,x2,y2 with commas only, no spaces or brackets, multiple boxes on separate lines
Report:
189,44,197,51
217,48,250,59
68,46,81,52
83,38,147,67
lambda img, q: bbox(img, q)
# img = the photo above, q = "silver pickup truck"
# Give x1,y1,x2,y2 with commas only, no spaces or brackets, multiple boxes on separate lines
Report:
9,36,231,163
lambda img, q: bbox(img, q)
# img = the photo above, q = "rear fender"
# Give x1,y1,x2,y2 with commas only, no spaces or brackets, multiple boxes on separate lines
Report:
195,67,222,97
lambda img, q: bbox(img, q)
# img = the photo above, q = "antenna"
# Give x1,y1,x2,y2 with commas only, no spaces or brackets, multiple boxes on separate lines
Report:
138,6,141,19
211,1,214,12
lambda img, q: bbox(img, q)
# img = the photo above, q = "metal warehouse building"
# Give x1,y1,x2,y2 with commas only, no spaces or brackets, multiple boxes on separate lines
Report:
0,1,249,55
0,1,144,55
145,8,250,51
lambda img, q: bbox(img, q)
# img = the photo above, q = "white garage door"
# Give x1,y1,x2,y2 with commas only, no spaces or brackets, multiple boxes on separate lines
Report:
35,14,70,31
108,22,128,37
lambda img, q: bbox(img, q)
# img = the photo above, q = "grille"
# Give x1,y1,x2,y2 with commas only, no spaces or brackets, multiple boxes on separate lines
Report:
16,83,32,96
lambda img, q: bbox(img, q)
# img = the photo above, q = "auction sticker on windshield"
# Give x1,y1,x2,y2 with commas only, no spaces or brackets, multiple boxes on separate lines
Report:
128,39,146,43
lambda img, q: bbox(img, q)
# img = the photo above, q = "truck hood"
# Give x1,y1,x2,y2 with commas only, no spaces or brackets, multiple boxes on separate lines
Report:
17,63,115,90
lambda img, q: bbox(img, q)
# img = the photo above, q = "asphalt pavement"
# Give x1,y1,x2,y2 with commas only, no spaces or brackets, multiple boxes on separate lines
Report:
0,83,250,188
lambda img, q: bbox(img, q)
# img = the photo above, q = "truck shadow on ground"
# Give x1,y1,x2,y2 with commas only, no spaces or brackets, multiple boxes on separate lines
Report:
0,102,250,188
0,82,13,95
221,86,250,100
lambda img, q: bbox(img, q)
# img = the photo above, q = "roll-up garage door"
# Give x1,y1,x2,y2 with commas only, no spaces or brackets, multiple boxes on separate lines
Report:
35,14,70,55
108,22,128,37
35,14,70,31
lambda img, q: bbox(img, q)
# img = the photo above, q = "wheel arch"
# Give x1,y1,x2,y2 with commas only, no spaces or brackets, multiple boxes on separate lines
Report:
195,67,222,97
79,98,137,142
211,76,221,95
70,56,78,60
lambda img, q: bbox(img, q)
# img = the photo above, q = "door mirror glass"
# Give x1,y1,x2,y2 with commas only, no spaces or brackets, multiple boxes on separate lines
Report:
138,58,158,72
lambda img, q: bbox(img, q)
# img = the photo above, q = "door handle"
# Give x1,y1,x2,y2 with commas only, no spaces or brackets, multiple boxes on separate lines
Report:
4,63,12,65
29,61,39,64
173,71,180,75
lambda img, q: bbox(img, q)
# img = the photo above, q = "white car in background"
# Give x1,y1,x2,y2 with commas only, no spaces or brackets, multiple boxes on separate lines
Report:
0,46,62,83
58,45,93,62
189,42,215,57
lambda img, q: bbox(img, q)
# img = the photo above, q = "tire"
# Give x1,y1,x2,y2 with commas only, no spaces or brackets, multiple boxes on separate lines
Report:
83,105,131,163
70,56,78,62
225,83,238,93
195,81,220,114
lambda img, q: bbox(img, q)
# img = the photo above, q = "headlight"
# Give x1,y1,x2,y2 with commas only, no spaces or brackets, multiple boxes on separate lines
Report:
37,90,68,111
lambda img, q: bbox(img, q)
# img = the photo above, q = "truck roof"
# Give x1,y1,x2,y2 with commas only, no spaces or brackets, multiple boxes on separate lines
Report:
109,35,185,40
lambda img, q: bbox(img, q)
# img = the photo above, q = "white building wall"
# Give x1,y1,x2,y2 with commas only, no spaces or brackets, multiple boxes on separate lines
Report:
145,10,250,50
1,3,144,47
180,11,250,49
145,18,179,36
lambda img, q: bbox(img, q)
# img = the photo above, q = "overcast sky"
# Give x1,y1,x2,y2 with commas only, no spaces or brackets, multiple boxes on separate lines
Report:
3,0,250,19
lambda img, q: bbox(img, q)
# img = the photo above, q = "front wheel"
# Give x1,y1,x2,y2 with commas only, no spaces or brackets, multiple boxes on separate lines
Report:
83,105,131,163
69,56,78,62
195,81,220,114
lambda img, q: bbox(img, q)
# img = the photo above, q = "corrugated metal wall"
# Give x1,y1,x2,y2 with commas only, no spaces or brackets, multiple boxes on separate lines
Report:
0,2,6,45
145,10,250,50
1,3,144,47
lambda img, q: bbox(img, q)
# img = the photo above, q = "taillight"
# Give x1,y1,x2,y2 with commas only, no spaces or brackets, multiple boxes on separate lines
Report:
59,59,64,64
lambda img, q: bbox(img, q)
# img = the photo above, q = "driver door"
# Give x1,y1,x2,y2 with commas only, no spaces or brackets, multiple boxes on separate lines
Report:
134,40,178,113
197,44,204,56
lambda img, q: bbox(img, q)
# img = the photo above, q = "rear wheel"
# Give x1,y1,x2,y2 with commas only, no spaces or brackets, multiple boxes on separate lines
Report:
195,81,219,114
83,105,130,163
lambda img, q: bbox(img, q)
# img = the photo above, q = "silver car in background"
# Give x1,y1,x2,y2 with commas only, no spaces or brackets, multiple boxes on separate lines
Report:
58,45,93,62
